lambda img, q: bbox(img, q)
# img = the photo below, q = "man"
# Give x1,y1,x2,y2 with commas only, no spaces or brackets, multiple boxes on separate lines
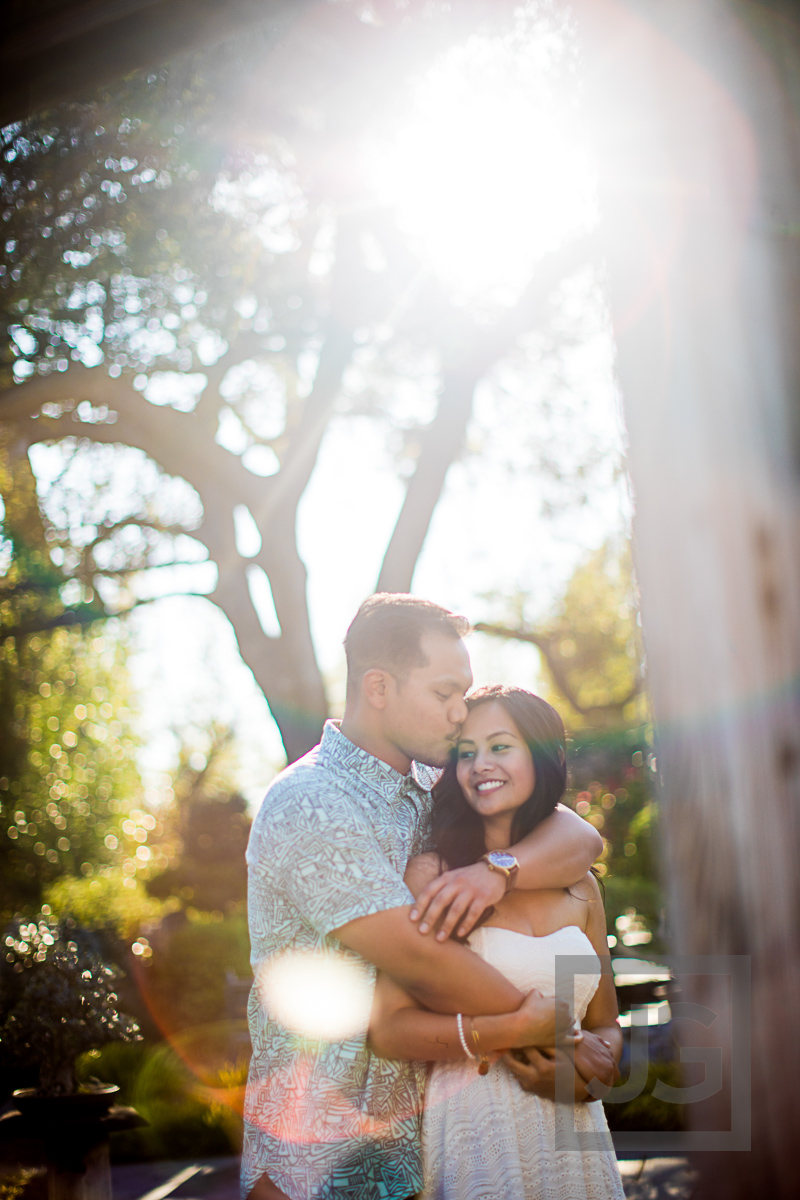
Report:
242,594,603,1200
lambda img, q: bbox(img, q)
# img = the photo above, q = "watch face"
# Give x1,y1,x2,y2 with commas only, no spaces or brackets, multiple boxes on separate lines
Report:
488,852,517,870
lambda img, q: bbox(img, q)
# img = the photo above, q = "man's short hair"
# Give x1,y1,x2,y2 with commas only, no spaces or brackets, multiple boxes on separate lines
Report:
344,594,469,698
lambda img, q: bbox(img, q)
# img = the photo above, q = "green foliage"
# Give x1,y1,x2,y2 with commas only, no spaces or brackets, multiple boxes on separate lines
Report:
604,1061,686,1132
0,433,109,639
537,541,646,729
497,538,665,950
1,60,250,386
568,735,664,953
0,1167,41,1200
0,914,140,1096
0,623,153,919
45,872,171,941
76,1041,240,1162
143,914,250,1033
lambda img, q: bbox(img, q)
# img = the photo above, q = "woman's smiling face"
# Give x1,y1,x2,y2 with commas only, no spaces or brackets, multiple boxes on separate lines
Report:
455,700,536,825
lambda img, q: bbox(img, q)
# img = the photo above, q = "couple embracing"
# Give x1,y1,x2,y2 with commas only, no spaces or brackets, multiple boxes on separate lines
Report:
242,594,626,1200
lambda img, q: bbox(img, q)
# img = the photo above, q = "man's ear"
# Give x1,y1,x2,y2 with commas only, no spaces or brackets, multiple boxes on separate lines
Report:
362,668,392,710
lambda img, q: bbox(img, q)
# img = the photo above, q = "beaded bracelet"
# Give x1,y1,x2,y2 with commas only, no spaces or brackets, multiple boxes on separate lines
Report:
456,1013,476,1060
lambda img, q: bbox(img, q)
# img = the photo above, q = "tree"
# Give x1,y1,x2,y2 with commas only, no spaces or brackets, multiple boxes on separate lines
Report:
476,539,662,947
476,540,645,729
574,0,800,1193
0,462,153,919
147,725,251,916
1,1,600,761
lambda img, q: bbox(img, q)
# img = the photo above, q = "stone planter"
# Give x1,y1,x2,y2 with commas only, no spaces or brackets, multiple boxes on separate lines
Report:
0,1090,145,1200
12,1085,120,1122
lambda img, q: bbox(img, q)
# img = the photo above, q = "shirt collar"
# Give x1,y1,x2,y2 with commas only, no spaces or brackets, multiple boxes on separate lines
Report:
319,720,431,801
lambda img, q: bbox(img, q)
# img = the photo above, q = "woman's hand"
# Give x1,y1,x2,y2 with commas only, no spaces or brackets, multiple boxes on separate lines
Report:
502,1046,577,1101
573,1030,620,1097
510,987,582,1049
409,862,506,940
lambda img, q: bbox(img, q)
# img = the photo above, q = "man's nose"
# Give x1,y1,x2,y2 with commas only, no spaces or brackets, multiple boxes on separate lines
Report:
451,695,469,726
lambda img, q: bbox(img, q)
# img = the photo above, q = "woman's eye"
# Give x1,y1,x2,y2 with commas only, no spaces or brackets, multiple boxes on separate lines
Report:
457,750,474,761
491,743,509,753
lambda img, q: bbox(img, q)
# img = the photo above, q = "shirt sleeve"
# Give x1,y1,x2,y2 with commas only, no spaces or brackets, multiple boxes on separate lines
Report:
250,777,413,938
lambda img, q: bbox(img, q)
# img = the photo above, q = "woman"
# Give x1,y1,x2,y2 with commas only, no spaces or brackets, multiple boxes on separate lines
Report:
368,685,625,1200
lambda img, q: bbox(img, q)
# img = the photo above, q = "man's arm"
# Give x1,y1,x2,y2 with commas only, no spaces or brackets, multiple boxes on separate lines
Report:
334,903,525,1015
411,805,603,940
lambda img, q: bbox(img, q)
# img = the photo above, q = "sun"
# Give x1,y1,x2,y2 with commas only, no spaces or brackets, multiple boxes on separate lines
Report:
365,15,595,311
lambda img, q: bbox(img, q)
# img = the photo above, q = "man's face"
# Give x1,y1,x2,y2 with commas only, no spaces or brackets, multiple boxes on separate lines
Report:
383,631,473,768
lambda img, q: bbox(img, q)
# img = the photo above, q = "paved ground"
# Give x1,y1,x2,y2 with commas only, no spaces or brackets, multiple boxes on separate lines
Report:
111,1154,697,1200
618,1156,697,1199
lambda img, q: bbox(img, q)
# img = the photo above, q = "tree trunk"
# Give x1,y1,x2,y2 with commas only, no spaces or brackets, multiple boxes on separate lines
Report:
580,1,800,1193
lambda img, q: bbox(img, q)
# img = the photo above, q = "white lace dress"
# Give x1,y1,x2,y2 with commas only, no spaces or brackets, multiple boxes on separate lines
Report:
420,925,626,1200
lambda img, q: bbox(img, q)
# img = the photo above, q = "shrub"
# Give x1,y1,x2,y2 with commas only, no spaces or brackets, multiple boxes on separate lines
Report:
0,915,140,1095
604,1061,686,1132
143,914,251,1033
45,874,170,941
77,1041,244,1161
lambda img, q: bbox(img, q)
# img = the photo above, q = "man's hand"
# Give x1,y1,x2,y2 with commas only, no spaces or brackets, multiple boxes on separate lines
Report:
503,1030,619,1103
409,862,506,940
502,1046,573,1102
574,1030,620,1098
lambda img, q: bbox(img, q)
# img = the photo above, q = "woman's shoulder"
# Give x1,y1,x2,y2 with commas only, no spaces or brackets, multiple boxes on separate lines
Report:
571,870,604,905
403,851,442,898
568,871,605,932
509,871,601,934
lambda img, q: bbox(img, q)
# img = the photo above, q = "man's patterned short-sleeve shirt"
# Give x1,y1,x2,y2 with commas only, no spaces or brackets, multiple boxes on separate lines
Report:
242,721,436,1200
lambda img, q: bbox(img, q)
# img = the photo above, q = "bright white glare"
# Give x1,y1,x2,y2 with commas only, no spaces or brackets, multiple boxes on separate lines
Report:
234,504,262,557
366,20,594,308
242,444,280,476
136,371,206,412
246,564,281,637
617,1001,671,1029
258,951,373,1042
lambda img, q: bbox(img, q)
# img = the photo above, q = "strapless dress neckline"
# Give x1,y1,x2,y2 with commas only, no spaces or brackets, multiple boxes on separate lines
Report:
479,923,589,944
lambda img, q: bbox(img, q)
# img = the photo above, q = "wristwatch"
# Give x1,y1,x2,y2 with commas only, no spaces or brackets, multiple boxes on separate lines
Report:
481,850,520,893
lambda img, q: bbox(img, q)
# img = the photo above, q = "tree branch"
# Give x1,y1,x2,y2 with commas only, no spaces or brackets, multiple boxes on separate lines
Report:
376,366,477,593
375,235,598,594
473,620,643,720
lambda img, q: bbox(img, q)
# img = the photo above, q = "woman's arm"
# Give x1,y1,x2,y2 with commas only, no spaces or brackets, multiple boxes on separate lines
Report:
368,855,579,1061
411,806,604,941
368,968,570,1061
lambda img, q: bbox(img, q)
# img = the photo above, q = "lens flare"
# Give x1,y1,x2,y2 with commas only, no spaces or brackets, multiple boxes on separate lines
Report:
258,951,373,1042
365,24,594,308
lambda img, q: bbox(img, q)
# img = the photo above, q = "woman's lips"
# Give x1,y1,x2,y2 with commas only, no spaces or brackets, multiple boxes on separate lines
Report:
475,779,505,793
